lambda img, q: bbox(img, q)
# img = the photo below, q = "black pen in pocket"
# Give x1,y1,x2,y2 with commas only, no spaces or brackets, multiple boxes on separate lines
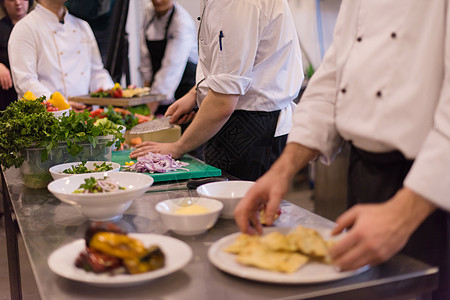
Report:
219,30,224,51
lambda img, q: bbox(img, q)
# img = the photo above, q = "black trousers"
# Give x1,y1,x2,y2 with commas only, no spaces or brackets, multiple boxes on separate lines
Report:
348,144,450,300
204,110,286,181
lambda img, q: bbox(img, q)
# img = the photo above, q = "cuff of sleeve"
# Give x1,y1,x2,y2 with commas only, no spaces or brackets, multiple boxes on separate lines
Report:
287,100,343,165
205,74,252,95
404,130,450,212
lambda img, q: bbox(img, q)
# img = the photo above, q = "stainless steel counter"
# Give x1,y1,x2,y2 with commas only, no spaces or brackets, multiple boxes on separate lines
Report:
2,167,438,300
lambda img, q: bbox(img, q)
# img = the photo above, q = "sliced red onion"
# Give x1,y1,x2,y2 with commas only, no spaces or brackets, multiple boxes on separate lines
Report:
128,152,189,173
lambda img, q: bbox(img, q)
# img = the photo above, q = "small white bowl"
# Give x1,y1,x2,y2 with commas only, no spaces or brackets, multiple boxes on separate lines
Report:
155,197,223,235
49,161,121,180
48,172,153,221
51,108,71,118
196,180,254,219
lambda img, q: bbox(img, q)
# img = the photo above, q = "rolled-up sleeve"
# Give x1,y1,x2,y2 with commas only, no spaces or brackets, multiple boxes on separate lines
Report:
206,74,251,95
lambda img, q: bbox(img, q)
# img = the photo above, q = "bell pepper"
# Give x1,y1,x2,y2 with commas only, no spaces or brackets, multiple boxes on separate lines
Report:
75,247,122,273
23,91,37,101
123,245,165,274
89,232,147,259
49,91,71,110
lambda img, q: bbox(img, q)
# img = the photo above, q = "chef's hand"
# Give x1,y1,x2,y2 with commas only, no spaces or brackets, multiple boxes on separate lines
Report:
0,63,13,90
165,88,197,125
234,169,290,235
129,141,183,159
68,101,86,112
235,143,318,235
329,187,436,271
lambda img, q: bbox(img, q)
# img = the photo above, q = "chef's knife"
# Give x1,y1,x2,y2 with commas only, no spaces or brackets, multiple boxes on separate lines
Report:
129,116,173,134
186,177,229,189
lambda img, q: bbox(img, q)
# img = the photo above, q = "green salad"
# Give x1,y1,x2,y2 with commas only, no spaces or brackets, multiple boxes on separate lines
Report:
62,162,114,174
73,176,126,193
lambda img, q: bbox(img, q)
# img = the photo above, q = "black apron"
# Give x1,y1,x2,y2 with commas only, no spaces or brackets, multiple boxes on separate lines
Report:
0,16,18,110
348,144,450,300
145,6,196,116
204,110,287,181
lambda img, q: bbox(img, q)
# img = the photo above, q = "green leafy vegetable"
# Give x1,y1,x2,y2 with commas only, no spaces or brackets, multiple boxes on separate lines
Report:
62,162,114,174
101,105,139,130
73,176,126,193
0,98,125,169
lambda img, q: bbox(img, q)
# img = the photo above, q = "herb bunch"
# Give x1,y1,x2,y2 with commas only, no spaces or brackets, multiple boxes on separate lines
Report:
0,98,125,169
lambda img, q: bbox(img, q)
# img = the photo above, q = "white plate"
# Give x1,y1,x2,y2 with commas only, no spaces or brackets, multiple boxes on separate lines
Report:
48,233,192,287
208,227,369,284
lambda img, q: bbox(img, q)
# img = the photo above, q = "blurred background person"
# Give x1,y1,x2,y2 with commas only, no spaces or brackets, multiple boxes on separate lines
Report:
8,0,114,110
140,0,197,115
0,0,33,110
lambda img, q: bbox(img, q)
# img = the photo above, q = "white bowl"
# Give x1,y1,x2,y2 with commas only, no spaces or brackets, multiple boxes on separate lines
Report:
196,180,254,219
51,108,71,118
48,172,153,221
155,197,223,235
49,161,121,180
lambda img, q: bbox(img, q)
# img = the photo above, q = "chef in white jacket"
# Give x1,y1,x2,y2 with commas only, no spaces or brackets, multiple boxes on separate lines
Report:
131,0,304,181
235,1,449,299
8,0,113,106
140,0,198,116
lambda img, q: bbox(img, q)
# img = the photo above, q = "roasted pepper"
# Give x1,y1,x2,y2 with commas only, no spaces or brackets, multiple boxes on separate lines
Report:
123,245,165,274
89,232,147,259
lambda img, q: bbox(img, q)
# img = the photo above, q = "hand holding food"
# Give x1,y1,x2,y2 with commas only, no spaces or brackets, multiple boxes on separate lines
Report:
259,205,282,226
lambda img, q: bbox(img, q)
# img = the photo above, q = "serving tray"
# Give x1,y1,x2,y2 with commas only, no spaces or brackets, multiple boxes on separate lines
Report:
69,94,167,107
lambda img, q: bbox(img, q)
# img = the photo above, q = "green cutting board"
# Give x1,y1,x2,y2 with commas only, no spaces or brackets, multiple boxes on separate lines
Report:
112,150,221,183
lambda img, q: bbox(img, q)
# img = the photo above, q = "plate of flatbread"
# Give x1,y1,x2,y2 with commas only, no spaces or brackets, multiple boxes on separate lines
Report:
208,225,369,284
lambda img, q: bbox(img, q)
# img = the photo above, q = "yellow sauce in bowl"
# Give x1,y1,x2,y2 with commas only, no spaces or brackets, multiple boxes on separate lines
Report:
175,204,210,215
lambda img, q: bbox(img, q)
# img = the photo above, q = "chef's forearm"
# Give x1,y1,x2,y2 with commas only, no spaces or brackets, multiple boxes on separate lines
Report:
175,90,238,154
267,142,320,183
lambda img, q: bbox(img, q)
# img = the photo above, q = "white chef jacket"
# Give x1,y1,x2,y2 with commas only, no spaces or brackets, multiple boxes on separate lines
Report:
197,0,304,136
288,0,450,211
139,1,198,105
8,4,114,100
